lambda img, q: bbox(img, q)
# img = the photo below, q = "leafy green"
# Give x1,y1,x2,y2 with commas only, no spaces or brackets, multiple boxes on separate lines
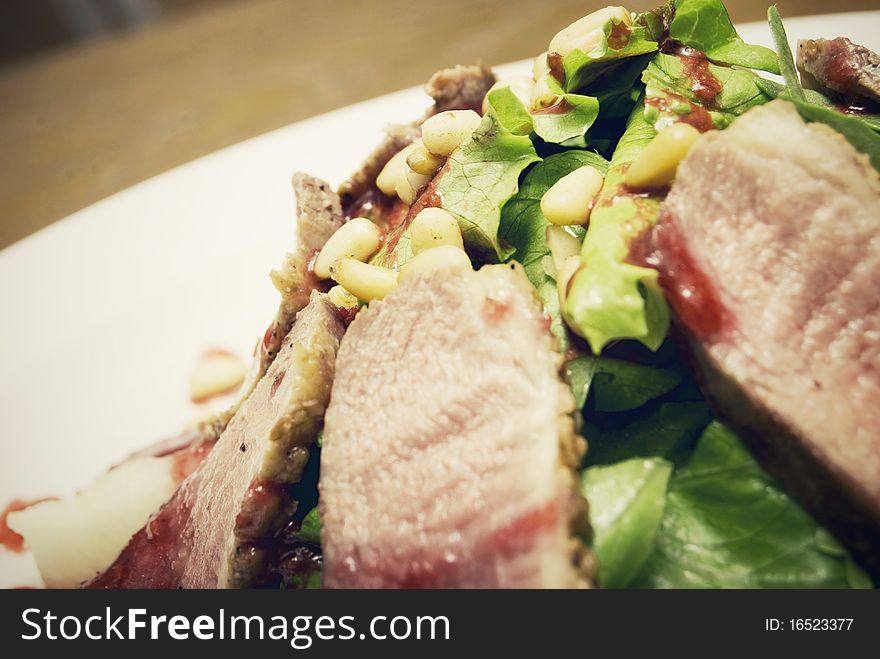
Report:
499,150,608,348
298,506,321,545
793,100,880,171
582,458,673,588
633,422,867,588
567,355,682,412
584,401,712,467
669,0,779,73
767,5,805,102
485,86,534,136
487,85,601,146
760,7,880,169
564,100,670,353
562,18,659,93
436,114,541,261
642,53,771,129
532,94,601,145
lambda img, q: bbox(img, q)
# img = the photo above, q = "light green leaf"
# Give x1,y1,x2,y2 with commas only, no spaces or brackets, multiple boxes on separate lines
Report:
583,458,673,588
532,94,601,145
437,114,541,261
670,0,780,73
562,19,659,93
564,100,671,353
499,150,608,349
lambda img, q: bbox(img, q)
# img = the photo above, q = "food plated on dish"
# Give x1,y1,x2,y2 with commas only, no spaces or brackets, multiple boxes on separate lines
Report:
4,1,879,589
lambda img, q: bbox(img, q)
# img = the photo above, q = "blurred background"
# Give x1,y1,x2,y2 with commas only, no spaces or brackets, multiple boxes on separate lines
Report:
1,0,877,248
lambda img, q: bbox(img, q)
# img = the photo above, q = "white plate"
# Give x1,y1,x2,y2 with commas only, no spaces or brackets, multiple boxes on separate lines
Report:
2,13,878,588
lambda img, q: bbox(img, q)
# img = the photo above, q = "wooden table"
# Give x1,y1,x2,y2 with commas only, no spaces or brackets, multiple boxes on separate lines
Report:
0,0,874,248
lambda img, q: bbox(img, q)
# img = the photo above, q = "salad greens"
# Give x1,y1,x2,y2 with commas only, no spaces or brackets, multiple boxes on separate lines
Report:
668,0,779,73
500,150,608,348
564,102,670,353
318,0,879,589
582,458,672,588
426,1,873,587
765,5,880,168
632,423,870,589
436,114,540,261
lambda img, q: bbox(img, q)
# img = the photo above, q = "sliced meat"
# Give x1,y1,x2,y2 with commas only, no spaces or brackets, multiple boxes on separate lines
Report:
320,265,593,588
262,174,343,369
645,100,880,574
425,62,496,112
797,37,880,105
88,293,344,588
339,63,495,207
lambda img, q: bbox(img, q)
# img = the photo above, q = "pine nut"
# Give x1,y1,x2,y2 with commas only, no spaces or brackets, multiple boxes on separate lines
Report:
549,6,632,56
540,165,604,226
545,225,582,272
328,285,359,310
376,143,419,196
314,217,382,280
399,245,472,282
406,142,446,175
410,207,464,254
329,259,398,301
625,122,701,189
399,167,433,205
556,255,587,338
421,110,482,157
531,53,559,110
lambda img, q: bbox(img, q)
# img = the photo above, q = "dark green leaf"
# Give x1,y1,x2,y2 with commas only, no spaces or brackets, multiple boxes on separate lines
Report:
297,506,321,545
584,401,711,467
767,5,805,102
582,458,673,588
590,357,682,412
791,99,880,171
633,422,863,588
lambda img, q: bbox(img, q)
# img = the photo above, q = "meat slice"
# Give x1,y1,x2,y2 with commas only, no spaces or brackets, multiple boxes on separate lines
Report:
424,62,496,112
797,37,880,104
647,100,880,574
262,174,343,369
88,293,344,588
320,265,593,588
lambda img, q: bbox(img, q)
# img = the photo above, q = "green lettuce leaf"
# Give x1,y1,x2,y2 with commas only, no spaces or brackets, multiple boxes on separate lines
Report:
670,0,779,73
532,94,601,145
582,458,673,588
436,114,541,261
633,422,870,588
566,355,682,412
767,5,805,102
583,401,712,467
642,52,771,130
297,506,321,545
487,85,601,146
562,18,659,93
499,150,608,348
564,100,671,353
